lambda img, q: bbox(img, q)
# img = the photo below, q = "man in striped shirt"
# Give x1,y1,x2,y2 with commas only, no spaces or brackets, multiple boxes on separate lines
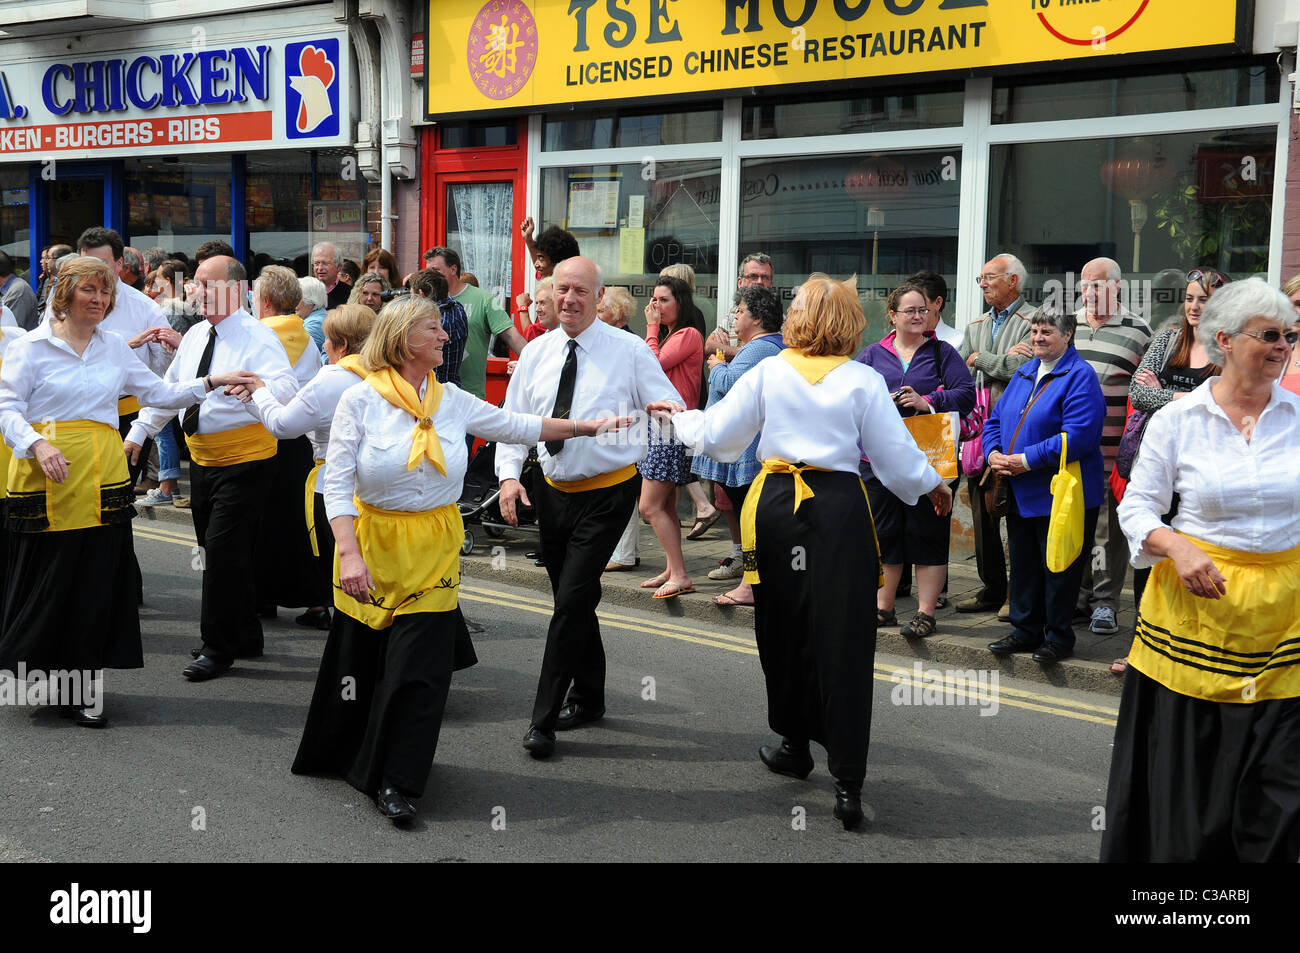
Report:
1072,257,1152,635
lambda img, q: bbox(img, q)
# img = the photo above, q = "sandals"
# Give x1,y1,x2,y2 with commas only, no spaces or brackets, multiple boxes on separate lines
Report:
900,611,937,639
685,510,720,540
1110,657,1128,675
640,572,671,589
652,581,696,600
877,608,897,627
714,591,754,607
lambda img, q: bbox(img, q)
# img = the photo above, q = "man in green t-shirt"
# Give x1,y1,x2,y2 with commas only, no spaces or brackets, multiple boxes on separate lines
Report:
425,246,527,400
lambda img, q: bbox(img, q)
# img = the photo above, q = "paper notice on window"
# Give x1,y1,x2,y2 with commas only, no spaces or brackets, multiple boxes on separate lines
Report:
568,179,620,229
627,195,645,229
618,228,645,275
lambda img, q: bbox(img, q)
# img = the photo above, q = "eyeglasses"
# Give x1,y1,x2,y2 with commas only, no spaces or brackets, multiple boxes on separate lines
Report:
1239,328,1300,346
976,273,1010,285
893,307,931,317
1187,269,1226,289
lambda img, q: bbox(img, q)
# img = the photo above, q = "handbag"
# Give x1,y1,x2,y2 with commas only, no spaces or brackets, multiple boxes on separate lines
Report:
980,377,1053,518
1115,399,1151,481
903,412,960,481
960,372,990,476
1046,433,1085,572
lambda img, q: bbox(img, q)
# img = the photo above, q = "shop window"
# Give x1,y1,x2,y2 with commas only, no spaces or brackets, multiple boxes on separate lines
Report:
539,160,721,334
246,151,368,275
742,87,963,140
542,104,722,151
125,156,232,263
440,120,518,148
987,128,1275,331
0,169,30,282
992,59,1279,124
738,150,960,346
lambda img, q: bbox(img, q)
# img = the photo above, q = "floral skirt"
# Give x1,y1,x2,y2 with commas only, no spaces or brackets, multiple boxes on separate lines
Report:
637,430,693,485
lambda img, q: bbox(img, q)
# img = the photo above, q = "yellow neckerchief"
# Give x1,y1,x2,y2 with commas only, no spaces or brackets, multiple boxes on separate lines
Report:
336,353,367,378
365,366,447,474
780,348,849,385
262,315,312,366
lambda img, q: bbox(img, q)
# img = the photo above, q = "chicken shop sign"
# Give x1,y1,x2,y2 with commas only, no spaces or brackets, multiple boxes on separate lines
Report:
0,34,350,159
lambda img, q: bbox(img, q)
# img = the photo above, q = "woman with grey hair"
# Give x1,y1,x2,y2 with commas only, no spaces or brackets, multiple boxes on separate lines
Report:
298,276,329,355
982,303,1106,664
1104,278,1300,862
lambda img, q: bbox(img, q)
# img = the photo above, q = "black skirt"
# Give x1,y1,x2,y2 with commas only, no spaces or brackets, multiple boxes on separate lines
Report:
1101,666,1300,862
255,436,328,608
292,608,477,798
751,469,878,785
0,521,141,671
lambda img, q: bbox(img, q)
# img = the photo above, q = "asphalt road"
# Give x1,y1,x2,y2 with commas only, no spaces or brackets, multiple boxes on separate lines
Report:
0,525,1121,863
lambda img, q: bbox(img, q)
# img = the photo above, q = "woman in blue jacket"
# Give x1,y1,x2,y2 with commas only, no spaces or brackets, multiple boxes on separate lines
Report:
982,305,1106,663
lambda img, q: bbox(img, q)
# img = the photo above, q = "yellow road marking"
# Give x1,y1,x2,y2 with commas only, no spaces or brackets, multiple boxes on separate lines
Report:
130,533,1116,725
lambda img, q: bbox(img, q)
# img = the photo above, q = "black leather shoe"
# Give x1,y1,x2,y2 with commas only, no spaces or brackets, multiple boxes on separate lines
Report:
759,739,814,780
988,634,1042,656
522,725,555,758
833,780,864,831
376,783,416,823
1032,642,1073,664
183,655,233,681
525,551,542,559
190,645,203,659
194,644,262,659
556,702,604,731
295,608,331,630
59,705,108,728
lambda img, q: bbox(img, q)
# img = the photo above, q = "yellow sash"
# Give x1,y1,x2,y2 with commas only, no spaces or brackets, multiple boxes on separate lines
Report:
303,356,368,555
262,315,312,366
740,459,883,587
545,463,638,493
117,395,141,417
333,498,462,628
366,366,447,474
0,354,9,500
780,349,849,385
1128,537,1300,703
186,421,278,467
7,420,133,532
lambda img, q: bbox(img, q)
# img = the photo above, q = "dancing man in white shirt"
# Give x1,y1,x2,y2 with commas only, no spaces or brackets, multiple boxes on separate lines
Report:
497,256,681,758
125,256,298,681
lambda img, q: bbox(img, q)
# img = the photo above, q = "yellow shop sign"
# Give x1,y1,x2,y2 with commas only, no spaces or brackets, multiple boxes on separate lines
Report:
424,0,1249,118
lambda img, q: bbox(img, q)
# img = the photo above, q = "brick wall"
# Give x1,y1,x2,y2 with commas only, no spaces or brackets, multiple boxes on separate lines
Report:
1284,109,1300,281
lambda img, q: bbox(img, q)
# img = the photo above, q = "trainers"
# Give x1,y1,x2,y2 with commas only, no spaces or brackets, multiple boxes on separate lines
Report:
136,487,174,506
708,556,744,581
1090,606,1119,634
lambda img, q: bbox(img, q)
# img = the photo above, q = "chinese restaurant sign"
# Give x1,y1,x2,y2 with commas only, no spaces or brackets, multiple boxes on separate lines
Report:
424,0,1250,119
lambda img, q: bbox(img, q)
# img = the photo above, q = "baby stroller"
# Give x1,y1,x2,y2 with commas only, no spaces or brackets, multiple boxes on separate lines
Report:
458,442,541,555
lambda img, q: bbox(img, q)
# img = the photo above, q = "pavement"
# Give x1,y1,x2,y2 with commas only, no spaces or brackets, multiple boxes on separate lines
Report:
135,469,1137,697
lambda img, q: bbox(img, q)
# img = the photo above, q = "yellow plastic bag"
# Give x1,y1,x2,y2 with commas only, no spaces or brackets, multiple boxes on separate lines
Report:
902,412,959,481
1046,433,1085,573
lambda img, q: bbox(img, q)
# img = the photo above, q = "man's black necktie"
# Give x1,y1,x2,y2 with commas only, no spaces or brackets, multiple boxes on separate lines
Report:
544,339,578,456
182,325,217,437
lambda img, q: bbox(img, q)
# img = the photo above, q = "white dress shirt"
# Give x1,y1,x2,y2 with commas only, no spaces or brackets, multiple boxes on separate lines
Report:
0,322,206,457
1118,379,1300,567
246,363,363,492
496,317,680,484
674,356,941,502
325,377,542,519
933,317,963,349
1,305,15,328
127,309,297,444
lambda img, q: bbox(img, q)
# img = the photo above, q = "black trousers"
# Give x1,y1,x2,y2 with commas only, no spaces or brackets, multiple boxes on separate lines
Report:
967,471,1007,604
530,474,641,732
190,457,275,662
1005,503,1100,650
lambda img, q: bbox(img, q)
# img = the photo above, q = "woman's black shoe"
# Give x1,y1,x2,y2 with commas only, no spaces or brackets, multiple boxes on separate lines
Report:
834,780,864,830
295,608,332,630
759,738,814,780
376,783,416,823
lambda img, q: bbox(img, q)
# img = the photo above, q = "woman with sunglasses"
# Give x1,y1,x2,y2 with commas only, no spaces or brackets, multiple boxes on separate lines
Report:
1104,279,1300,861
1281,274,1300,395
1111,269,1228,675
856,283,974,638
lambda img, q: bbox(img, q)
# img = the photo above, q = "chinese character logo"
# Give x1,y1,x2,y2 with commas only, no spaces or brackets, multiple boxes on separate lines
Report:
285,39,340,139
467,0,537,101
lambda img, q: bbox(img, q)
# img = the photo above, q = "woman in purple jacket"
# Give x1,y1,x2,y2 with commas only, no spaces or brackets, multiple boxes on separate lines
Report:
857,283,975,638
983,304,1106,663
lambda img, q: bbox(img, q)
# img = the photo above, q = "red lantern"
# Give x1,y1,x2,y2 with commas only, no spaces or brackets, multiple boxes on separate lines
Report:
843,162,910,204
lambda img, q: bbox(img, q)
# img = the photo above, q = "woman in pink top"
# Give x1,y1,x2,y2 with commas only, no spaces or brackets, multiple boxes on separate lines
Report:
638,276,706,598
1282,274,1300,395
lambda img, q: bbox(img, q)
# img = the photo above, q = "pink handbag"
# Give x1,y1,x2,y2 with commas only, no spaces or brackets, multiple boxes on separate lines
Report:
960,373,991,476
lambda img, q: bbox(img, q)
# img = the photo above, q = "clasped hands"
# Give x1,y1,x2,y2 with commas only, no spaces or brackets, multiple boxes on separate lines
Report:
127,326,183,353
986,450,1028,477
